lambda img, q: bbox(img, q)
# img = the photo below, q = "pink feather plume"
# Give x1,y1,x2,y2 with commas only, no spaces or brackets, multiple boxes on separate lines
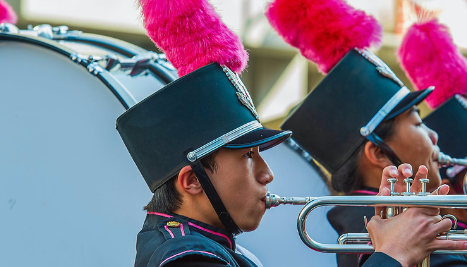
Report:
266,0,382,74
398,19,467,109
139,0,248,76
0,0,17,24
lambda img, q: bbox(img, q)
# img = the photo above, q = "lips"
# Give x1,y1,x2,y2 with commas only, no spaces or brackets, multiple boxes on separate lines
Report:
432,147,441,165
260,194,268,211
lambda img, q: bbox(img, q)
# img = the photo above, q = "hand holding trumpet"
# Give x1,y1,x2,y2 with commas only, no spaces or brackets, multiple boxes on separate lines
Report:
368,164,467,267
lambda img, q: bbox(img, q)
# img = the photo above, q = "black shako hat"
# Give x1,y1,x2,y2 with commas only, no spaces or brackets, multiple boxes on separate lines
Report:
424,95,467,179
117,63,291,191
281,49,432,174
123,0,291,236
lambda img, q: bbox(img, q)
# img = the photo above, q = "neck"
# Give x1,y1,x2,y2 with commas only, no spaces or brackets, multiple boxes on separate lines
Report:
359,156,385,189
174,194,225,230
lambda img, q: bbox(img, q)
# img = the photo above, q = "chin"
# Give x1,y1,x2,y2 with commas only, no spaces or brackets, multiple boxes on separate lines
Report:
240,223,260,233
239,217,262,232
427,171,442,191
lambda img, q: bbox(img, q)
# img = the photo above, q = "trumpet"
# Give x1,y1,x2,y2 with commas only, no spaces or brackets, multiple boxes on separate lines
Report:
438,152,467,168
266,152,467,266
438,152,467,194
266,189,467,255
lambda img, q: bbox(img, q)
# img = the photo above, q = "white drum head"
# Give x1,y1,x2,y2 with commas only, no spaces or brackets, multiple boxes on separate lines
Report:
0,37,158,266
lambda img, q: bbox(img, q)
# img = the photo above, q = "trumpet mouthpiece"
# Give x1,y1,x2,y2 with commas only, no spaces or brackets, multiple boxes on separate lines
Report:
439,152,467,167
265,192,315,209
265,192,282,209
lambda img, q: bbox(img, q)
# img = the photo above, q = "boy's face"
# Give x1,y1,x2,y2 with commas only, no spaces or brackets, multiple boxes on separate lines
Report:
386,106,441,191
207,146,274,232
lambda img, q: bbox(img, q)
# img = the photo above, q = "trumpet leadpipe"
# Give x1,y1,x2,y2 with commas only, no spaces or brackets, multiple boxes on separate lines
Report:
267,194,467,210
438,152,467,167
265,192,315,209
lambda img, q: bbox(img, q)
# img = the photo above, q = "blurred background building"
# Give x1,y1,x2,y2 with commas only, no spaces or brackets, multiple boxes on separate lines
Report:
8,0,467,128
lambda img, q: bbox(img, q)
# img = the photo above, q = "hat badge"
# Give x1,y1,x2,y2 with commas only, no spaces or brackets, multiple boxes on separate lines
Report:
356,48,404,87
223,66,260,121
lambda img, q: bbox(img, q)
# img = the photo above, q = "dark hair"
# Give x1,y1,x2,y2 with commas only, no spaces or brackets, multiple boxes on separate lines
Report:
330,118,397,194
144,150,219,213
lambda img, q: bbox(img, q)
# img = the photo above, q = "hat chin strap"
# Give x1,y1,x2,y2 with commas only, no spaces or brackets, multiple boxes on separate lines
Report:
366,132,403,166
189,159,242,235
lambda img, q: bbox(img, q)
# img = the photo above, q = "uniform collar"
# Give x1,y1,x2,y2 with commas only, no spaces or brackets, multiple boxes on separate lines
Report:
348,186,379,196
146,211,236,250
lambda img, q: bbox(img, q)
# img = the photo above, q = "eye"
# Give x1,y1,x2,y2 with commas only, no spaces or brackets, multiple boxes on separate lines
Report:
416,122,424,127
244,151,254,159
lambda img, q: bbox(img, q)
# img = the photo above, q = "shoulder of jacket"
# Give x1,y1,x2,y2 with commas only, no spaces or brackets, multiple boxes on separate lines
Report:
148,234,235,267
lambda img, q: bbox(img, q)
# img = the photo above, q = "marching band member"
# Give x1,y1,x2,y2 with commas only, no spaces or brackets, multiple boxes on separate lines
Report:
399,18,467,265
267,0,467,266
398,18,467,200
118,0,290,266
117,0,467,266
424,95,467,231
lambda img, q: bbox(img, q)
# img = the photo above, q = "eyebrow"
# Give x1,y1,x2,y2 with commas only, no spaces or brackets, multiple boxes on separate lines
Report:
410,106,420,115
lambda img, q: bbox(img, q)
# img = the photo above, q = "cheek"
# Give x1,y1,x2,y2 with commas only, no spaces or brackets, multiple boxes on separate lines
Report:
390,134,432,170
403,129,433,157
215,166,255,200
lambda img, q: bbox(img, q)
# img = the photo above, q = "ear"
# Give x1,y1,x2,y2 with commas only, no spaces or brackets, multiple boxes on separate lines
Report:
363,141,393,169
177,165,204,195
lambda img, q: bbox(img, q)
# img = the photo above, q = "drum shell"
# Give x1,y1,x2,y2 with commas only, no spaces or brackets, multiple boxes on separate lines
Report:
0,33,174,267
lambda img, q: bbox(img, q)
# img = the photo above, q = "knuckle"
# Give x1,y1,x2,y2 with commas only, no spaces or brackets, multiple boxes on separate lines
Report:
432,215,442,223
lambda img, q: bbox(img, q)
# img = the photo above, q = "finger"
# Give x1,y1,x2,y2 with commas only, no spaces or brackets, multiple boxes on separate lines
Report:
375,187,391,216
406,205,440,217
410,165,428,193
429,239,467,251
394,164,413,193
420,207,441,217
429,215,443,224
430,218,453,235
441,180,456,195
398,163,413,179
380,166,398,193
431,184,450,196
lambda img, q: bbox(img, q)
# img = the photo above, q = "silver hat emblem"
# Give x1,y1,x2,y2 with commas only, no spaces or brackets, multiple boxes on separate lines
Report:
222,66,260,121
355,48,404,87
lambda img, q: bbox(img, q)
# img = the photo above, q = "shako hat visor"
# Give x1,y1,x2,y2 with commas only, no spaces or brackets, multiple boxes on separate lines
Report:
385,88,433,121
225,128,291,151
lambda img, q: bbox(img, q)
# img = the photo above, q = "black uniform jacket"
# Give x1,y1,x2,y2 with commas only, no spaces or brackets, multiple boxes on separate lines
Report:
327,187,467,267
134,212,259,267
134,211,403,267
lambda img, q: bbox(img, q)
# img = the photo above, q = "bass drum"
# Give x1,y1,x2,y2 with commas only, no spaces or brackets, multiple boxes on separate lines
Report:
0,25,176,267
236,139,338,267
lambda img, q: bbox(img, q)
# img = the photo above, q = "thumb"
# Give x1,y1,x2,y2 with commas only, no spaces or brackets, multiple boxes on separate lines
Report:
375,187,391,216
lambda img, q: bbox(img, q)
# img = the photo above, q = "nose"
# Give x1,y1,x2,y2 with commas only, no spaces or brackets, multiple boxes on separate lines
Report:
425,124,438,146
256,155,274,185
